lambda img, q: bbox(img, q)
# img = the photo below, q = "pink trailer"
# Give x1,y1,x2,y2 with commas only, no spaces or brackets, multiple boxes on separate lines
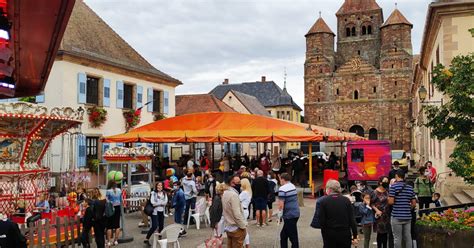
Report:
347,140,391,181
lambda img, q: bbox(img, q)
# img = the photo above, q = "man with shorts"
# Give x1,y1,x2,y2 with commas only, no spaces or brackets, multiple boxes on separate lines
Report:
251,170,269,226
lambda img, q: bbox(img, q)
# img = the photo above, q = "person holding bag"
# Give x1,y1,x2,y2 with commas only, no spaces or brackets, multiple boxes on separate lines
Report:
144,182,168,245
414,167,434,209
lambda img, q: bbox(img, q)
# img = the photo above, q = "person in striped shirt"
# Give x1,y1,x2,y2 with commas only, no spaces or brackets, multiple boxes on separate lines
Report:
277,173,300,248
388,170,416,248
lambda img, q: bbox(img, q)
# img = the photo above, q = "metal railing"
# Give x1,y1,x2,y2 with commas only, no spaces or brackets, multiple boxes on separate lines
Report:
418,202,474,216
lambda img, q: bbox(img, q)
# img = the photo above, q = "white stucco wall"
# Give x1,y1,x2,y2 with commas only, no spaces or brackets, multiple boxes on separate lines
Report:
42,60,177,172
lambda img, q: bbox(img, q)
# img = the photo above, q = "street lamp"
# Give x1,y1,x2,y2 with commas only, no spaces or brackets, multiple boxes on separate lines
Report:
418,85,443,105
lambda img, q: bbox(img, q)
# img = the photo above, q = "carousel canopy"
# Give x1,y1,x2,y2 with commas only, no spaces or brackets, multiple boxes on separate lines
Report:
0,102,83,173
103,112,323,143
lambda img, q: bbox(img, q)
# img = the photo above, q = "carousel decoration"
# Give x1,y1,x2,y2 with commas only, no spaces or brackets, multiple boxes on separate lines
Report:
0,102,83,211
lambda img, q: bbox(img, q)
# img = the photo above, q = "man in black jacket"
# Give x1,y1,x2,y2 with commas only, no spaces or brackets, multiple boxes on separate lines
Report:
318,180,358,248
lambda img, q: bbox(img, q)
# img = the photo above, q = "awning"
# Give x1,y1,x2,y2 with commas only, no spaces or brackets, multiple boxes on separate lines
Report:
103,112,323,143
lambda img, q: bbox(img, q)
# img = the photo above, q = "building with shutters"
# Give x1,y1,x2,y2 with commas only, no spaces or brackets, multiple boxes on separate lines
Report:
304,0,414,151
39,1,181,173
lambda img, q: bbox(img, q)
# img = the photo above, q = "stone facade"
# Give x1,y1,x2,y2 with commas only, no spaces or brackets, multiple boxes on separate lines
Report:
304,0,413,150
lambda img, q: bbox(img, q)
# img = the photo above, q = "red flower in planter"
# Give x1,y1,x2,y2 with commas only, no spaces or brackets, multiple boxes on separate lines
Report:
87,106,107,128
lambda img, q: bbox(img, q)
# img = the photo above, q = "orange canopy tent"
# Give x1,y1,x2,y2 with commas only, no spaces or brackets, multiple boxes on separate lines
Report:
103,112,323,143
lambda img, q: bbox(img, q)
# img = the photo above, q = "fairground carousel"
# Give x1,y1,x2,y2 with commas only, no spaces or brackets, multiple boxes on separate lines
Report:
0,102,83,212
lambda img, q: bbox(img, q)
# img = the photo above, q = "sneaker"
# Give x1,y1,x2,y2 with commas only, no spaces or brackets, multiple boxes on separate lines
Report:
138,222,146,227
143,240,151,246
170,212,173,216
179,230,187,237
114,240,118,246
164,214,169,217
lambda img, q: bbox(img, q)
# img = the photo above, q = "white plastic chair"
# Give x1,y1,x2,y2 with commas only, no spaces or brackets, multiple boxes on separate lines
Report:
152,224,183,248
187,198,209,229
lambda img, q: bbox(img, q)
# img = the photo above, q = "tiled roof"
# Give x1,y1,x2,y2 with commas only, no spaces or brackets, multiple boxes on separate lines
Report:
209,81,302,111
175,94,236,116
306,17,335,36
382,9,413,27
229,90,270,116
336,0,381,15
59,1,180,84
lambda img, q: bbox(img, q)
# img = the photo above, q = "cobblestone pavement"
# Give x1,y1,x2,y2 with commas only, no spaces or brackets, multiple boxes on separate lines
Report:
98,197,376,248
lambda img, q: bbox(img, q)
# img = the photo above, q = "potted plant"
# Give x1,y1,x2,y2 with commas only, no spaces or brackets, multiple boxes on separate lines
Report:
416,207,474,248
123,109,141,130
87,106,107,128
87,158,100,174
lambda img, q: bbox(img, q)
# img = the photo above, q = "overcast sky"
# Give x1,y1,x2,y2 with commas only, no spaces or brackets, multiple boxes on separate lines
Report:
84,0,429,111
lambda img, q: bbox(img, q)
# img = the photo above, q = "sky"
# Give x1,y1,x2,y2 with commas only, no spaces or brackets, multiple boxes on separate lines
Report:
84,0,429,112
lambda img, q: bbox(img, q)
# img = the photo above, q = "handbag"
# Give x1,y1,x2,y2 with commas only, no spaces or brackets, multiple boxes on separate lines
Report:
205,234,223,248
104,201,115,218
144,194,154,216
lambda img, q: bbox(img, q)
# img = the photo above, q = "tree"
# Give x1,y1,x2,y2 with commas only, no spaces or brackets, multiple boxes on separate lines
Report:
424,53,474,184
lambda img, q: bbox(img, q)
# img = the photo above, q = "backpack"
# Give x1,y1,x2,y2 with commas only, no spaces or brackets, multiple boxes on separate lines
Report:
267,180,276,203
105,201,115,218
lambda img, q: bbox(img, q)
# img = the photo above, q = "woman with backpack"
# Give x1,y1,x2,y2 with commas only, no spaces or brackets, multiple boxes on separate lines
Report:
105,181,122,247
414,167,435,209
144,181,168,245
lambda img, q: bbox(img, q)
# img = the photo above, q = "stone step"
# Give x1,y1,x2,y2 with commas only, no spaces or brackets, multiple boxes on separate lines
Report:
463,189,474,201
442,196,460,207
453,192,473,204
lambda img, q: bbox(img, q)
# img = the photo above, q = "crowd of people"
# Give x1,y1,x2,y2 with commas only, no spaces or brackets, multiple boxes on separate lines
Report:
0,149,443,248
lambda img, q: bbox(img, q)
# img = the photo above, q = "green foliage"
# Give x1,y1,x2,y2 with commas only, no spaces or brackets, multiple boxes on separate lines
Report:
19,96,36,103
424,53,474,184
87,158,100,174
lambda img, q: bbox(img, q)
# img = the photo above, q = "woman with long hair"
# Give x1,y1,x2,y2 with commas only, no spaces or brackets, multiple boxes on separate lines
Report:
105,180,122,247
240,178,252,248
144,181,168,245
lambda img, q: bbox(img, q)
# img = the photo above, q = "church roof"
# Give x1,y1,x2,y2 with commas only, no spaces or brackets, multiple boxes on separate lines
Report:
382,9,413,27
59,1,180,85
306,17,335,36
336,0,381,15
210,80,302,111
175,94,236,116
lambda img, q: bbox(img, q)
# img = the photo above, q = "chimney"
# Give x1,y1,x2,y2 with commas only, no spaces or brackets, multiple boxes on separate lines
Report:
223,78,229,85
261,76,266,82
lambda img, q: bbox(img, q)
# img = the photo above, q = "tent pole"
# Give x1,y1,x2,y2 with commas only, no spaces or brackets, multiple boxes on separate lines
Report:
256,142,259,158
309,142,313,198
211,142,214,171
340,142,344,171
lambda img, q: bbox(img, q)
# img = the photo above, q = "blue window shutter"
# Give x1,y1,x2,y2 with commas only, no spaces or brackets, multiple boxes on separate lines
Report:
35,94,45,103
77,136,86,168
116,81,124,109
77,73,87,104
103,79,111,107
116,143,123,147
102,143,110,161
147,87,153,112
137,85,143,108
163,91,169,115
147,143,153,149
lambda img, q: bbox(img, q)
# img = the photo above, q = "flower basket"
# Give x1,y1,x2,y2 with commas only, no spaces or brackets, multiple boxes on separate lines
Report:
87,106,107,128
123,109,141,130
416,208,474,248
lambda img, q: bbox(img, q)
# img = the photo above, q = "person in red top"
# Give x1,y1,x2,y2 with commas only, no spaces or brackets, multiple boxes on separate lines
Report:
425,161,437,184
260,154,270,176
200,153,210,172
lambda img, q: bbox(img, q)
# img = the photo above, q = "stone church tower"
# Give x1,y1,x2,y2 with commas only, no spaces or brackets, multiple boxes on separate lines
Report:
304,0,413,150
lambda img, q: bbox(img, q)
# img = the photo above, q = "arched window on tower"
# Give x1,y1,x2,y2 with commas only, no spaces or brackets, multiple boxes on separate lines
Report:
351,27,356,36
369,128,378,140
346,28,351,37
362,26,367,35
336,88,340,95
368,25,372,34
354,90,359,100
